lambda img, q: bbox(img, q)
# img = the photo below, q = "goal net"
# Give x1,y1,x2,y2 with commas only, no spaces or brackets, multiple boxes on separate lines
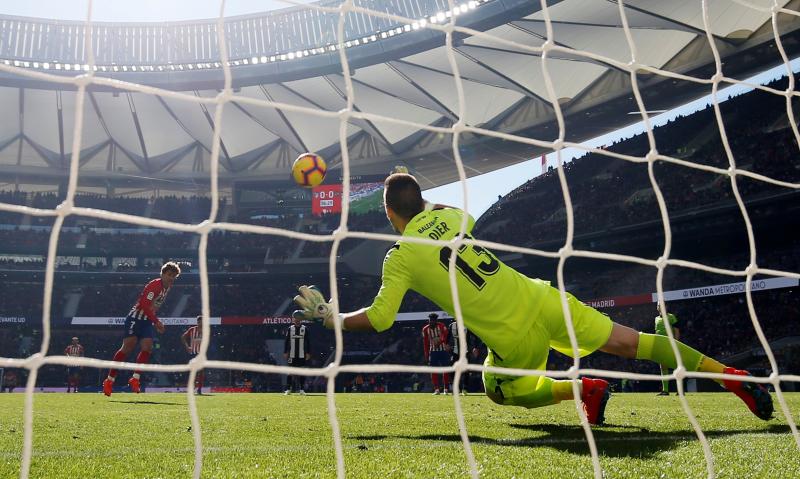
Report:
0,0,799,478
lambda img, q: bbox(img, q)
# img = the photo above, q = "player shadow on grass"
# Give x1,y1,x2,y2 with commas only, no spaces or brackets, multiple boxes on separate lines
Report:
504,423,792,457
109,400,185,406
349,424,790,459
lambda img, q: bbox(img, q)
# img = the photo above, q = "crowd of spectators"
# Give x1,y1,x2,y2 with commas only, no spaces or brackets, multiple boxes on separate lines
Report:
0,205,390,272
0,282,66,319
0,190,332,234
551,245,800,301
477,74,800,249
0,192,220,227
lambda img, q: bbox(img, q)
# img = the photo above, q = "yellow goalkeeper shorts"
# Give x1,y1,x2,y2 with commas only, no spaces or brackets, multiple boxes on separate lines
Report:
485,285,614,374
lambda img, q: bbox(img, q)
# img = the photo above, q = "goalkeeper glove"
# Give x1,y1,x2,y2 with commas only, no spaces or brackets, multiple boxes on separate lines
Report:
293,285,343,329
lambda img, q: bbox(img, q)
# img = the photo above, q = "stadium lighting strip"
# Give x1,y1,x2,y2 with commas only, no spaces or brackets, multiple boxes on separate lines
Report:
0,0,486,74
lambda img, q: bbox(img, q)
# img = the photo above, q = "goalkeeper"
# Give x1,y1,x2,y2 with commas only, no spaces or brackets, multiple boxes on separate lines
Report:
294,173,773,425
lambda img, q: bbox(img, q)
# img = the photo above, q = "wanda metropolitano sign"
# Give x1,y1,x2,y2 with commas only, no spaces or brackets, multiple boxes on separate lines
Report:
586,277,798,309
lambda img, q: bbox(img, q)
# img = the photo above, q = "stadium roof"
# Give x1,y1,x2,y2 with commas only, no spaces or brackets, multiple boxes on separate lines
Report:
0,0,798,192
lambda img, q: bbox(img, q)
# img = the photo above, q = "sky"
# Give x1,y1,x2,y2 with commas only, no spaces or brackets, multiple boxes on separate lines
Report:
2,2,797,218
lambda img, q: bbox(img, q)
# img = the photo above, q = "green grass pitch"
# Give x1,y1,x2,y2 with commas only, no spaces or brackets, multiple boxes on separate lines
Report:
0,392,798,478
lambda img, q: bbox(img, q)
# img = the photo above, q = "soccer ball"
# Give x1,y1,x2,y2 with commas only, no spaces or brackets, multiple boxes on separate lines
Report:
291,153,327,188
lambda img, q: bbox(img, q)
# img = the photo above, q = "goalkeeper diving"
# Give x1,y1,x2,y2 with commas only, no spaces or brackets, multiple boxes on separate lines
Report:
294,173,773,425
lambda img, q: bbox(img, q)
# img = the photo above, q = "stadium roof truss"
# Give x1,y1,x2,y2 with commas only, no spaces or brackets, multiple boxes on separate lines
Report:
0,0,798,190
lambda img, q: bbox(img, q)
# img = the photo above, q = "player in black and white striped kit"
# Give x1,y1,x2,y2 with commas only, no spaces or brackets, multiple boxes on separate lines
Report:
449,319,468,395
284,315,311,395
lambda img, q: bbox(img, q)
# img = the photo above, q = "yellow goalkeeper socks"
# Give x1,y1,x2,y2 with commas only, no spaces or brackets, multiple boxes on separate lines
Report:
698,356,725,374
698,356,726,385
552,380,575,402
637,333,728,385
635,332,704,371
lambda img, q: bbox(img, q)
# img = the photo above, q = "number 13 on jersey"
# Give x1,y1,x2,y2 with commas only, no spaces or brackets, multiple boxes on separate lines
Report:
438,236,500,290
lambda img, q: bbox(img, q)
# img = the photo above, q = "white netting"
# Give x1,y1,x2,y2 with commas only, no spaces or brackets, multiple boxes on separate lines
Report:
0,0,799,478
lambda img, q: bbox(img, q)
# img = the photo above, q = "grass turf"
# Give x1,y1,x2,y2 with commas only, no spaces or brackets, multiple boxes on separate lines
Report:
0,392,798,478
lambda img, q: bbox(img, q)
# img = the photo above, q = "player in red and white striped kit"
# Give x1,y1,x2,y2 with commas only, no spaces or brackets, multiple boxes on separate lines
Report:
181,315,204,395
422,313,450,395
64,337,84,393
103,262,181,396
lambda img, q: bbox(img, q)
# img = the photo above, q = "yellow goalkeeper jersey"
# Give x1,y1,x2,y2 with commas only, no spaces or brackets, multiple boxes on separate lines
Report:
365,207,550,359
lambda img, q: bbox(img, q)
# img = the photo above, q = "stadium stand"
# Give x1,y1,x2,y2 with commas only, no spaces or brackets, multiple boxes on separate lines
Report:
1,77,798,394
477,76,800,253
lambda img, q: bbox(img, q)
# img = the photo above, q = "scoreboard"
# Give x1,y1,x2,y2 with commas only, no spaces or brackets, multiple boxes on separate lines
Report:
312,184,343,215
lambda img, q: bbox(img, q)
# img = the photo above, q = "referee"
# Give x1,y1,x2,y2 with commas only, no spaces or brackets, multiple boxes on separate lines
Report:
448,319,468,395
284,315,311,395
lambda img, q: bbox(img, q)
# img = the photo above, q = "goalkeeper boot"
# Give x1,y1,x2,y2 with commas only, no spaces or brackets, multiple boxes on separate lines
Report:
102,378,113,397
128,376,141,394
581,377,610,425
722,367,773,420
